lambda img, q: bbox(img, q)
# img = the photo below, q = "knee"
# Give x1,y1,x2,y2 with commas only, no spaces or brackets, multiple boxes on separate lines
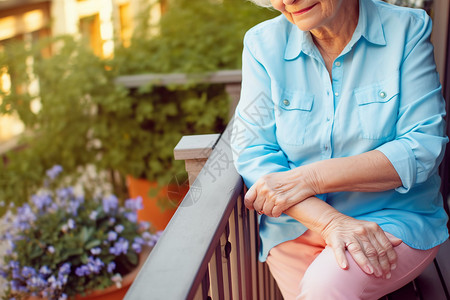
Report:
297,265,362,300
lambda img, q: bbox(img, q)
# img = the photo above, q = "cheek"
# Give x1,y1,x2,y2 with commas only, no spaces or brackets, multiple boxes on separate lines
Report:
282,12,295,24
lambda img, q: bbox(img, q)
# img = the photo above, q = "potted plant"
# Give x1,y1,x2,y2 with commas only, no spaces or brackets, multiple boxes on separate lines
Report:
0,165,160,299
0,0,278,229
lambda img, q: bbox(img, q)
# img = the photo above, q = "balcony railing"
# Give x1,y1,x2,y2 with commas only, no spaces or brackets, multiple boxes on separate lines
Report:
124,124,282,299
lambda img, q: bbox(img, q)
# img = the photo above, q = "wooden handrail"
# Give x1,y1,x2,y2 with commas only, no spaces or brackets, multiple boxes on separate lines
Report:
125,125,242,299
115,70,241,88
125,123,282,299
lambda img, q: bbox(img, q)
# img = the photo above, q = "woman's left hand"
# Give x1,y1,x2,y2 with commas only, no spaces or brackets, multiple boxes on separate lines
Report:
320,213,403,278
244,169,317,217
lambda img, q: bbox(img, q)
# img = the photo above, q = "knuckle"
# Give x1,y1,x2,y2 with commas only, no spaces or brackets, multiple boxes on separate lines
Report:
275,196,286,206
346,242,361,252
355,227,367,235
377,249,387,257
365,248,378,258
368,222,380,231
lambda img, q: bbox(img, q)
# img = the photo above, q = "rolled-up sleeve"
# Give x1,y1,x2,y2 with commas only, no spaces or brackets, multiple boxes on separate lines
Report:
231,33,290,188
376,12,448,193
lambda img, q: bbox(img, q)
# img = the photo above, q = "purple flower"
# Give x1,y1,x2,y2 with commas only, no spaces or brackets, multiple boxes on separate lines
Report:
86,257,104,274
31,194,52,211
75,265,90,277
39,265,52,275
47,274,63,289
142,231,162,247
48,246,55,254
132,242,142,253
67,219,75,229
46,165,63,180
109,238,129,256
59,263,71,276
107,262,116,273
115,224,124,233
125,212,137,223
57,187,73,199
26,275,46,289
139,221,150,230
90,247,101,255
134,237,145,245
89,210,98,220
107,231,118,241
14,204,36,230
125,196,143,211
102,195,119,213
21,266,36,278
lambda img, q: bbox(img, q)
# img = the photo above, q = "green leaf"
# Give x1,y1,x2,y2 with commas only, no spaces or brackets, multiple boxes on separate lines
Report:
85,239,102,249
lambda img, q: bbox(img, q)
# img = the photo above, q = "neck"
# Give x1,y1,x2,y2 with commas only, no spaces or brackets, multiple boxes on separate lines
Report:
311,0,360,56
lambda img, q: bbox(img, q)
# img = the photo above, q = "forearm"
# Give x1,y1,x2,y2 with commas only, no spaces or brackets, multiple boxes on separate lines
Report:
284,196,341,235
297,150,402,195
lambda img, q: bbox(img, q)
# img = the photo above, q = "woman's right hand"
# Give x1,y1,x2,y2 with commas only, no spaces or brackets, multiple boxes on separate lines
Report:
320,213,402,279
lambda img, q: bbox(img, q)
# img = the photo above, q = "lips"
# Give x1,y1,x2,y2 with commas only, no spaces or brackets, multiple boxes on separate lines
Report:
292,3,318,16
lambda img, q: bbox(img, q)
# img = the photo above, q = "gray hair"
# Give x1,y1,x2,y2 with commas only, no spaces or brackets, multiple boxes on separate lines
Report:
248,0,273,8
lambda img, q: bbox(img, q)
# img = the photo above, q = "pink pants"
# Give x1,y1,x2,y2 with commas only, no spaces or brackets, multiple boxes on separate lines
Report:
266,230,439,300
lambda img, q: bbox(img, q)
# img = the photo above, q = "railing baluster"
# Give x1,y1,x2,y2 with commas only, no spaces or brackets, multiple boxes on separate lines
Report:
193,281,204,300
265,262,270,300
209,244,224,300
222,225,233,299
270,271,275,300
258,258,265,299
242,193,254,299
228,204,242,300
249,208,259,299
236,190,249,299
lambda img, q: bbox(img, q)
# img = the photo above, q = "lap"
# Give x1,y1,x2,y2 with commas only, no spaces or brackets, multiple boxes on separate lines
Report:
266,230,439,300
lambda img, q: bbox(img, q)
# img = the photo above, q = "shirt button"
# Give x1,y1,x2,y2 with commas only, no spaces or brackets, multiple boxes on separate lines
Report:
379,91,386,98
334,92,339,97
283,99,290,106
335,61,341,67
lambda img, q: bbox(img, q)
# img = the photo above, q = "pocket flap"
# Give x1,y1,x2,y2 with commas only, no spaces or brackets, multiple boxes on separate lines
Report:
278,91,314,111
355,78,399,106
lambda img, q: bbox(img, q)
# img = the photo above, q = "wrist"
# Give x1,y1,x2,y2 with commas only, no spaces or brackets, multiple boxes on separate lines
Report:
292,165,323,196
318,211,346,239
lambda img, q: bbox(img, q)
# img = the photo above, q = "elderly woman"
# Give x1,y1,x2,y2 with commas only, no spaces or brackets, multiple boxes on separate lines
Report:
231,0,448,299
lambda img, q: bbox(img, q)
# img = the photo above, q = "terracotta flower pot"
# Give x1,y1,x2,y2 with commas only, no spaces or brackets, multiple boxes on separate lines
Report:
126,175,188,231
27,247,151,300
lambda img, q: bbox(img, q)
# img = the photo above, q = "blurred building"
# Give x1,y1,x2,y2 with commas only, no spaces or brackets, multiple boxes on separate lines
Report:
0,0,163,144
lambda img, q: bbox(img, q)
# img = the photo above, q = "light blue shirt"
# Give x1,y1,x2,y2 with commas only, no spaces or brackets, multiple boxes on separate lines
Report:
231,0,449,262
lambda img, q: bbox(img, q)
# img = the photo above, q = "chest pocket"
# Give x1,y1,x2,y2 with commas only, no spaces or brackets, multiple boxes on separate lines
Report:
275,90,314,146
354,78,400,140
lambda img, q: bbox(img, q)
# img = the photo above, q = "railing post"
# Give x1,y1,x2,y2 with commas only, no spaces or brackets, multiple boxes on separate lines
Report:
173,133,221,185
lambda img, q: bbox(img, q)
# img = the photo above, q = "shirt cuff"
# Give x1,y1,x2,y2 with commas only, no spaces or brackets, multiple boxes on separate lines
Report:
376,140,416,193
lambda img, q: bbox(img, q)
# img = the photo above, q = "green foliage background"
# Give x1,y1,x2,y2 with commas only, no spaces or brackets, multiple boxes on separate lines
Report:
0,0,278,207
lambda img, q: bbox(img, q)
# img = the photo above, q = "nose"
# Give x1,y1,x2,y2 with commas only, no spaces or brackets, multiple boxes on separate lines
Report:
283,0,296,4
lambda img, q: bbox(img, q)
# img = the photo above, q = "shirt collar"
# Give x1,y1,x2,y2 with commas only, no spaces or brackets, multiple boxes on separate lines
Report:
284,0,386,61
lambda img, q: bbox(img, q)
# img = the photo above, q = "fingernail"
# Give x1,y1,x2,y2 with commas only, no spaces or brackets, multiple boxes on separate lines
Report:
385,272,391,279
391,263,397,271
365,265,374,274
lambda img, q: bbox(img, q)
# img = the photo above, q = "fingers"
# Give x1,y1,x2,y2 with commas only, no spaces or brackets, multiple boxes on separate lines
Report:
330,241,349,270
371,231,400,277
344,240,374,275
244,185,257,210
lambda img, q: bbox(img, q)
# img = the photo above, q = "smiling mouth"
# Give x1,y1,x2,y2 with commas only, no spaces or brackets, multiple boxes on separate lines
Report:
292,3,318,16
